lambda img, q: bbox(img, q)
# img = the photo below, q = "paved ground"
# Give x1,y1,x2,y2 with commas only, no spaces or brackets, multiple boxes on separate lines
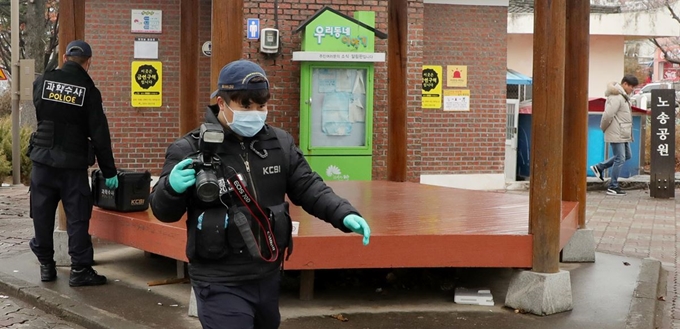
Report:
0,183,676,328
0,293,84,329
0,186,84,328
584,187,678,329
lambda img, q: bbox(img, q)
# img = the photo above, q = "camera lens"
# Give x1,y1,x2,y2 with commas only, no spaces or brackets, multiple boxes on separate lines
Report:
195,169,220,202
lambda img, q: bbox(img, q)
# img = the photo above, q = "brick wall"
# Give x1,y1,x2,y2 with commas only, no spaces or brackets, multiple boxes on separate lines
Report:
84,1,502,179
242,1,396,180
422,4,507,174
85,0,395,176
85,0,183,173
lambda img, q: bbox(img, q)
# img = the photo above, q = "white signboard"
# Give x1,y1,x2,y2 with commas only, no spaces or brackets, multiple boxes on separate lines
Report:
134,37,159,59
131,10,162,33
443,89,471,112
292,51,385,62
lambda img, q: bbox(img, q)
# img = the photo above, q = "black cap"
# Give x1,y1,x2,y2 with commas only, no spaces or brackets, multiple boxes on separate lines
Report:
65,40,92,57
210,60,269,98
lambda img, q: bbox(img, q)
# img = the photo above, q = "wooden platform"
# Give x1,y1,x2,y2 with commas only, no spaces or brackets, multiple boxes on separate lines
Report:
90,181,579,270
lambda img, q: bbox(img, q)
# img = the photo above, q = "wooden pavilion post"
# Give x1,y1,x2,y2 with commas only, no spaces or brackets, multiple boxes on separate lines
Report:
58,0,85,67
529,0,566,274
386,0,408,182
56,0,85,232
563,0,590,229
211,0,243,102
180,0,199,135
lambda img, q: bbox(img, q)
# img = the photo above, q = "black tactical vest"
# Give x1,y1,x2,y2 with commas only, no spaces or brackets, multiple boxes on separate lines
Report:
30,63,92,169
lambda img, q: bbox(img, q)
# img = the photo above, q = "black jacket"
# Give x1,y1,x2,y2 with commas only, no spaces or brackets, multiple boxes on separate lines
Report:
30,61,116,178
149,105,357,284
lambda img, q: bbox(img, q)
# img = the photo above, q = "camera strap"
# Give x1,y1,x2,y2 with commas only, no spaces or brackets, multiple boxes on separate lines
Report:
226,174,279,263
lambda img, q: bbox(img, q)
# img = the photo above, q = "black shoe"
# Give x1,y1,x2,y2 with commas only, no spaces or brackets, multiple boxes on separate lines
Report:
590,165,604,181
69,267,107,287
40,262,56,282
607,187,626,196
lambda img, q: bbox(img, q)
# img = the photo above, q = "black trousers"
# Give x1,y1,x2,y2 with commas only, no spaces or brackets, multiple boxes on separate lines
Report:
29,162,94,268
193,274,281,329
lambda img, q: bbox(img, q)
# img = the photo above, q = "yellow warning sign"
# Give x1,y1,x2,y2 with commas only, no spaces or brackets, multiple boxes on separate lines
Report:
131,61,162,107
422,65,442,109
0,69,8,81
447,65,467,87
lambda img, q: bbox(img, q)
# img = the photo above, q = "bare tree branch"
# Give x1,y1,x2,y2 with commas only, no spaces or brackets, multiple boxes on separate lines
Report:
666,0,680,24
0,0,57,75
651,37,680,65
45,13,60,72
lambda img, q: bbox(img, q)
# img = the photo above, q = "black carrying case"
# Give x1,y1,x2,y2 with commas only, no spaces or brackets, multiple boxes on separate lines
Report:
91,169,152,212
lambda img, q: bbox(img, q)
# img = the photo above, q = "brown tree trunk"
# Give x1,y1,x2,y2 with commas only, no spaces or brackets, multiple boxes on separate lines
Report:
24,0,47,72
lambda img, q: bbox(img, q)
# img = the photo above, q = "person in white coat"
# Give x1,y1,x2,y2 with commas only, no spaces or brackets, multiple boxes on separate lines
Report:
590,74,639,196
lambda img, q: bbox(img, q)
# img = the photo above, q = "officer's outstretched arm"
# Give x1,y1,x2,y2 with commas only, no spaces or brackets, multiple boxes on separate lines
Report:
282,132,358,234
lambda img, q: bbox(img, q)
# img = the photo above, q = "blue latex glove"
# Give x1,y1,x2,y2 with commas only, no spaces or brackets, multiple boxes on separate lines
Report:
105,176,118,189
343,214,371,246
169,158,196,194
197,212,229,230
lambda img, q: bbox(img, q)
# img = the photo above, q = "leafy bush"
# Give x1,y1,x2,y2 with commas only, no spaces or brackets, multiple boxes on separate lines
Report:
0,148,11,183
0,92,11,118
0,116,33,185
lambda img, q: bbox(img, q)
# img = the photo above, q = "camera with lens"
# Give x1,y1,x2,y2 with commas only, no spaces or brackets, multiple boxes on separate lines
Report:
188,123,225,203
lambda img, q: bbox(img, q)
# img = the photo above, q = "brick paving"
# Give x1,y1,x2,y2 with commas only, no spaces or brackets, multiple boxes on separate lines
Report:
0,293,84,329
0,185,82,329
0,185,32,260
585,188,679,329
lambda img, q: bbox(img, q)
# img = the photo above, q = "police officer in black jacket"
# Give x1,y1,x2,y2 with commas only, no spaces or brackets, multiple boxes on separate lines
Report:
29,40,118,287
149,59,371,329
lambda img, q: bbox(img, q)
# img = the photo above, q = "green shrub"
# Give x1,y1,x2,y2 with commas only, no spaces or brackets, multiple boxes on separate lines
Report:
0,148,11,183
0,92,11,118
0,116,33,185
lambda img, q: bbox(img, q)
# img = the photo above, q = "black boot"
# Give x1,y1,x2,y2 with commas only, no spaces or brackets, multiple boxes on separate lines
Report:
40,262,56,282
69,267,107,287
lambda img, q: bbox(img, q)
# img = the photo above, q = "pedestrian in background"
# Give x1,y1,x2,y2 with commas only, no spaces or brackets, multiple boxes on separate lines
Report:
590,74,639,196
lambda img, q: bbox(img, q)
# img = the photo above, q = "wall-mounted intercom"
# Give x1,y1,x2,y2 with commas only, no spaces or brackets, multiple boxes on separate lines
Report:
260,28,280,54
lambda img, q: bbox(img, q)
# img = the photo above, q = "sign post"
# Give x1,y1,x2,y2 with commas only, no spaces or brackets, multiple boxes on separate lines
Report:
649,89,675,198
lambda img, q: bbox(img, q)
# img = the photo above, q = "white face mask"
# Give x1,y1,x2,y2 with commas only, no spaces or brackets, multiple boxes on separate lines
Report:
221,105,267,137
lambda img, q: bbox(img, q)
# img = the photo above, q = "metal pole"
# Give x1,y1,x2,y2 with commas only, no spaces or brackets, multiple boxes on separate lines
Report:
10,0,20,185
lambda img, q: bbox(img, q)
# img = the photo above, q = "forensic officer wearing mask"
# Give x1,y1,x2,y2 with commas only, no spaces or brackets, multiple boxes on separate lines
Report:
149,59,371,329
29,40,118,286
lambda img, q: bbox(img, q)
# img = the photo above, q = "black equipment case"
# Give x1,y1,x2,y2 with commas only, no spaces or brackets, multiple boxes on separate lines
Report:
91,169,152,212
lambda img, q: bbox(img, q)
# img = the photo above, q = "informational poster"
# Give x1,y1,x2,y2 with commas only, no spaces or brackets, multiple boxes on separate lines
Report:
422,65,442,109
447,65,468,87
133,37,159,59
310,68,367,147
131,61,162,107
131,10,162,33
443,89,470,112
